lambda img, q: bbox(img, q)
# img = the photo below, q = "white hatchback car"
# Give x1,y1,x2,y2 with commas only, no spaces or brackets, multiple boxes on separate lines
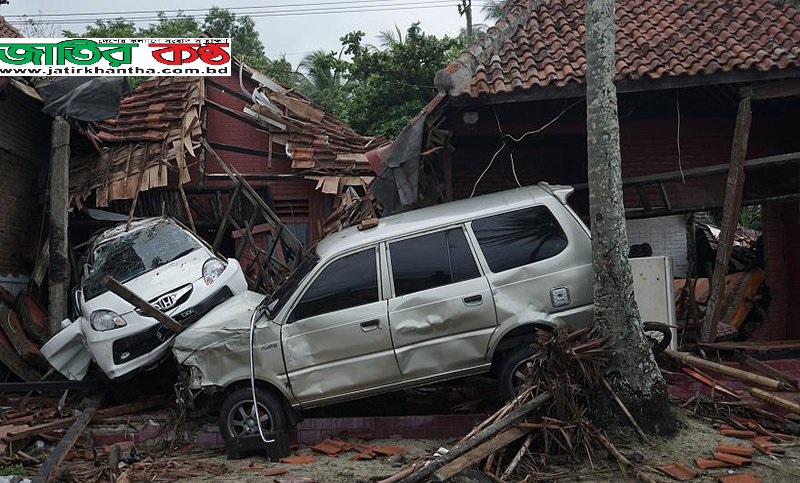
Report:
43,217,247,381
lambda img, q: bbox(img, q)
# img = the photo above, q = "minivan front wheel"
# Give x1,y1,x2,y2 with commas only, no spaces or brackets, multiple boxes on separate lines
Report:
219,387,288,440
497,345,535,401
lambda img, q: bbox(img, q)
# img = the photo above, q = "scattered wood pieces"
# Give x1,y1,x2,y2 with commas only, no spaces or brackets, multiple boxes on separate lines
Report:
664,349,787,390
433,427,529,481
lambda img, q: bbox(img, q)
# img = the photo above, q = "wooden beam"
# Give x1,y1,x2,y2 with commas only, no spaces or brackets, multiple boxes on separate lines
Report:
34,406,97,482
48,117,70,336
101,276,184,334
434,426,528,481
750,388,800,413
700,97,752,343
208,141,276,159
398,392,551,483
663,349,787,390
741,79,800,100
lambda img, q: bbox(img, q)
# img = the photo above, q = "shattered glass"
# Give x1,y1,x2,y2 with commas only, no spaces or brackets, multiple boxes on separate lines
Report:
83,221,202,300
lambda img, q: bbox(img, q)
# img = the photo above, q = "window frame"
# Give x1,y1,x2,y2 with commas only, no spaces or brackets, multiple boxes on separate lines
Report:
287,246,382,323
385,224,484,298
468,204,570,275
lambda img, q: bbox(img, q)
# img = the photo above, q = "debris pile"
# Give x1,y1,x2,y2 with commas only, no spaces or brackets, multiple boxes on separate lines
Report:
385,327,643,483
321,187,381,236
0,289,48,382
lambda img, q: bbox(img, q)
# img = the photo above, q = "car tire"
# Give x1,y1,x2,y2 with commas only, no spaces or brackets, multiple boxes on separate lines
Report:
219,387,288,441
497,344,535,402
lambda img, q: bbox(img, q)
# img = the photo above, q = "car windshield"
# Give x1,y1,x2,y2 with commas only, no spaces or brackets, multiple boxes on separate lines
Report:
264,253,319,318
83,221,203,300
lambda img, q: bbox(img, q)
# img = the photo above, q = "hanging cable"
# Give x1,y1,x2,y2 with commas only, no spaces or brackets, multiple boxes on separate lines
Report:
676,90,685,183
504,98,583,143
249,305,275,444
469,142,505,198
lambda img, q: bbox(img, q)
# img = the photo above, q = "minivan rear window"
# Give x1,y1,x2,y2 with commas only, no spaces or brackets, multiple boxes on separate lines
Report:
472,206,568,273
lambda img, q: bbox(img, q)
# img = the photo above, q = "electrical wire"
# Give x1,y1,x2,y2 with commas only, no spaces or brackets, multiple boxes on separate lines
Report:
471,98,585,198
676,89,685,183
492,107,521,189
4,0,458,18
9,1,461,25
249,304,274,444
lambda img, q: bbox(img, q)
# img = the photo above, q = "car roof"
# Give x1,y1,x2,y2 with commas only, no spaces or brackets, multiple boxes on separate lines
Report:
316,184,557,259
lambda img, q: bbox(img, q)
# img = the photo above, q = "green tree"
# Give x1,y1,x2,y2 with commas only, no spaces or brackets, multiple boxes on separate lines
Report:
202,7,268,71
481,0,509,22
63,18,136,38
298,49,349,113
340,23,463,138
139,12,201,38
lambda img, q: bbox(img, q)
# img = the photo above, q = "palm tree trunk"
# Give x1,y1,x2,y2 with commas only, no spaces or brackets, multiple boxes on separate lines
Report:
585,0,674,434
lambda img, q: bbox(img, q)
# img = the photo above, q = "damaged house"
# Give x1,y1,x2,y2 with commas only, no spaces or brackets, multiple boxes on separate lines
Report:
0,16,387,381
365,0,800,343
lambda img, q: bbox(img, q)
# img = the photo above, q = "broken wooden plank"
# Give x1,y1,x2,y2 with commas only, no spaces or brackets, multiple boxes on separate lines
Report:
749,388,800,413
398,391,551,483
5,396,170,442
102,276,183,334
701,96,752,342
35,406,97,482
664,349,786,390
434,426,528,481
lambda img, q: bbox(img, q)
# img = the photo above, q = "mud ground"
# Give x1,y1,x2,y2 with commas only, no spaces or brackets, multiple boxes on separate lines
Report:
173,411,800,483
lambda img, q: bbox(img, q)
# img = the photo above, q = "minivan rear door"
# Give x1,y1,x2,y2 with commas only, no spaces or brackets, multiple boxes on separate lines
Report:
386,227,497,379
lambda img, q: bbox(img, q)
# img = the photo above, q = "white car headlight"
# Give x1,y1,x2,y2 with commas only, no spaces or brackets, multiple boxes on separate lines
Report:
90,310,127,331
203,258,226,285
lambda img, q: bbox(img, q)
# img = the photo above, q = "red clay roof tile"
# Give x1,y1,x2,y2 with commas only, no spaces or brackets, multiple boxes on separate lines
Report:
440,0,800,98
0,16,23,39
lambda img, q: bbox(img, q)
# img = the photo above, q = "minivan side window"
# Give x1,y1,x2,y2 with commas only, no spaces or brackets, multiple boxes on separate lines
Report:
472,206,568,273
390,228,480,296
291,248,378,321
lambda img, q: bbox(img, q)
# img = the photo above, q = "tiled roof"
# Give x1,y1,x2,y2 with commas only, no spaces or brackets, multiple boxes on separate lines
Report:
70,77,203,208
437,0,800,98
241,68,387,175
0,15,22,39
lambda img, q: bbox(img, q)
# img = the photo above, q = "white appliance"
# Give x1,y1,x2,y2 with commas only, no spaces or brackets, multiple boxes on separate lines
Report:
630,256,678,349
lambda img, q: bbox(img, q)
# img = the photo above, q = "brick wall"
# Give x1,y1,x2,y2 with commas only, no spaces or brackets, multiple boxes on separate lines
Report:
755,201,800,340
626,215,689,276
199,75,328,242
0,148,38,277
0,87,50,164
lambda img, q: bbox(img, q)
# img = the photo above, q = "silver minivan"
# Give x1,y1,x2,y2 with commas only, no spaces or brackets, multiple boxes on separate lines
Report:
173,183,593,439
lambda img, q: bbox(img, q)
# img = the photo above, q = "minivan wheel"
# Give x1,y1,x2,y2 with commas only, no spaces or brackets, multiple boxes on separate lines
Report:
497,345,535,402
219,387,288,440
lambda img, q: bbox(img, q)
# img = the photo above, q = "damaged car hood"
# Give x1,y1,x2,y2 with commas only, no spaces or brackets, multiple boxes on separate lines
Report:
172,290,266,359
83,249,207,313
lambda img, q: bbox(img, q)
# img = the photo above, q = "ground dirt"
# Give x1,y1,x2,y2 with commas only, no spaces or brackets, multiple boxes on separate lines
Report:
167,409,800,482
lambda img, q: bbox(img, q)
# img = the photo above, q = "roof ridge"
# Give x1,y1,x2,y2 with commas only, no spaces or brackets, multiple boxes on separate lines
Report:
434,0,544,96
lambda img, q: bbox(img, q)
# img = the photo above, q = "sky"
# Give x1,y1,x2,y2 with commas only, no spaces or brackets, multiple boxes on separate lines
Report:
0,1,495,67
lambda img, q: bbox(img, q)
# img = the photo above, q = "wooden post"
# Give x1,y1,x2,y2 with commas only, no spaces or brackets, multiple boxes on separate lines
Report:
101,276,184,333
700,97,752,342
49,117,70,336
35,406,98,482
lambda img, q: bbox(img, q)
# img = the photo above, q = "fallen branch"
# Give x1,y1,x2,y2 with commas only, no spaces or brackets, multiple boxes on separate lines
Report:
501,433,534,480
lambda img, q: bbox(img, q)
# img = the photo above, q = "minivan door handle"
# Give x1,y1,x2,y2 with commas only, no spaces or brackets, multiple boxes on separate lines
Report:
463,295,483,306
360,319,381,332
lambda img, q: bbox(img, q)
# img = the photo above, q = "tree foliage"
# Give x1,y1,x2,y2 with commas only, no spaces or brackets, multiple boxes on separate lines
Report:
335,24,463,138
